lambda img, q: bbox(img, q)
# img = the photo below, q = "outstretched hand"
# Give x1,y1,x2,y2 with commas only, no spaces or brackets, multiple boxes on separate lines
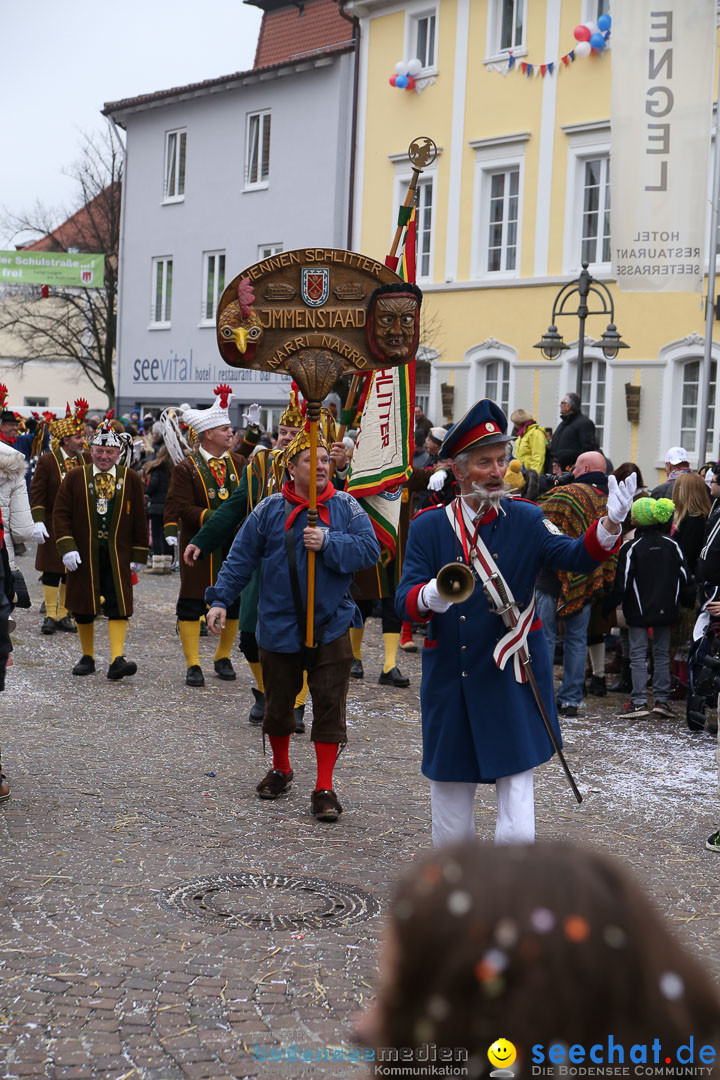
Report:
606,472,638,524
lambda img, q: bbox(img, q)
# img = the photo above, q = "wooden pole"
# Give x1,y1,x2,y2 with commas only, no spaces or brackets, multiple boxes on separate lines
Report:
334,168,421,455
305,401,320,648
388,165,421,266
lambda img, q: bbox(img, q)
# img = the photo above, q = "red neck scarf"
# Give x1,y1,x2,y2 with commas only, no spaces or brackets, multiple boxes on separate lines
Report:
283,479,335,530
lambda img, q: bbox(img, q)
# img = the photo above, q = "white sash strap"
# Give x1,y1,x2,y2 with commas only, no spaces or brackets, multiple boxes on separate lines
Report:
446,501,535,684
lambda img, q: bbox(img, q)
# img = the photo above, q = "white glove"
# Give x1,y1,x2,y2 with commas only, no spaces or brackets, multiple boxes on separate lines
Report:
33,521,49,544
166,535,178,547
62,551,82,572
606,472,638,524
242,403,262,427
130,562,137,573
420,578,453,614
428,469,447,492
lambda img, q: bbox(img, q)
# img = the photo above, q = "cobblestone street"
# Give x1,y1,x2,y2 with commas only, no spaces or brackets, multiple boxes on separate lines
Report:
1,557,719,1080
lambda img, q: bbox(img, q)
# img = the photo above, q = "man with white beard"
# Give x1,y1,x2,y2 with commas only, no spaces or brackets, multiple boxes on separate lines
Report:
396,399,635,848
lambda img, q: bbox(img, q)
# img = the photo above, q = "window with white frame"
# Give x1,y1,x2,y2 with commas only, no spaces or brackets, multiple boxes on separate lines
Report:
399,176,434,281
258,243,283,260
489,0,526,55
471,135,527,278
580,358,607,447
581,0,610,19
202,251,225,323
580,156,611,266
151,257,173,326
164,129,186,201
562,123,611,273
411,9,437,70
483,359,510,415
680,359,717,457
245,111,271,188
486,168,519,272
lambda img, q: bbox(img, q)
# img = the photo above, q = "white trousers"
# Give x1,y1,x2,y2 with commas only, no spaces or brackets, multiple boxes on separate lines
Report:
430,769,535,848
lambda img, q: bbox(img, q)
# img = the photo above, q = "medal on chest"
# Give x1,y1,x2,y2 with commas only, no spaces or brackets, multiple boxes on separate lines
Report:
97,496,108,516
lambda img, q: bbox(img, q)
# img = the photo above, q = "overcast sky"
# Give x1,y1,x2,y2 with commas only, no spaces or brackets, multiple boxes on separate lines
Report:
0,0,263,246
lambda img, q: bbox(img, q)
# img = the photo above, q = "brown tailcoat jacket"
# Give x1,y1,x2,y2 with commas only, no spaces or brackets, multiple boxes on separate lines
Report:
53,465,149,617
30,449,91,575
163,451,246,600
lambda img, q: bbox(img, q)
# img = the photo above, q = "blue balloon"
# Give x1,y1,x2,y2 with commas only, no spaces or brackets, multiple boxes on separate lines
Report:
589,31,606,50
396,74,408,88
597,13,611,31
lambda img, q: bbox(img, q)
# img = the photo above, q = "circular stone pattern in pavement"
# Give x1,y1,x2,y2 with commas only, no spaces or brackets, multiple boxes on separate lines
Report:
159,872,382,930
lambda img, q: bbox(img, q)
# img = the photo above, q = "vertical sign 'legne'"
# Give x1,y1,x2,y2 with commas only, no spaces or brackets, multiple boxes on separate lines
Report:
611,1,716,293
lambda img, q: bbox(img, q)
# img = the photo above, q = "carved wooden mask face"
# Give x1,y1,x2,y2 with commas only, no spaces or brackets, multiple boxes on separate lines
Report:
366,293,420,363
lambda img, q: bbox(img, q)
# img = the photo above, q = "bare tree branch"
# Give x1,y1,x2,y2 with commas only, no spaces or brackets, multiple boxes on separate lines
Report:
0,122,122,405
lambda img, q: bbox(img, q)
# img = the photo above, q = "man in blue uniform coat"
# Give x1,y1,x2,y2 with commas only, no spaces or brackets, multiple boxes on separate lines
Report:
396,399,635,847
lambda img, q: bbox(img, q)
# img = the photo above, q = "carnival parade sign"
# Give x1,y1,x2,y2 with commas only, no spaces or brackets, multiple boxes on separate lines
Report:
217,247,418,380
217,247,418,652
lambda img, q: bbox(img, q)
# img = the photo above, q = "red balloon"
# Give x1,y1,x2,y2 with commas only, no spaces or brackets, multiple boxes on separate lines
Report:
406,75,416,90
573,24,591,41
389,73,398,85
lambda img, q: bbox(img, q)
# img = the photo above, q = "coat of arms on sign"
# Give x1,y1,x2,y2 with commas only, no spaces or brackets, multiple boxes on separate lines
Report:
301,267,329,307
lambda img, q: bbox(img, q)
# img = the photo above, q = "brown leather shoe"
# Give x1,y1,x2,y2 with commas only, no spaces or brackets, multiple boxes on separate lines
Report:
311,788,343,821
256,768,293,799
0,774,10,802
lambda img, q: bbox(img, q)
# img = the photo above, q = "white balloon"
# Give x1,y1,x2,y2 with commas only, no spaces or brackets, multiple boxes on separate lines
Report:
395,60,410,76
583,20,598,33
575,41,592,58
407,57,423,76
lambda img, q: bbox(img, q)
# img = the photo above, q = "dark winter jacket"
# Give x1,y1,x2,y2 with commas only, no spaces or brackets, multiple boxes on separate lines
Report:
608,524,690,627
145,462,171,515
548,411,597,470
696,499,720,586
673,513,707,579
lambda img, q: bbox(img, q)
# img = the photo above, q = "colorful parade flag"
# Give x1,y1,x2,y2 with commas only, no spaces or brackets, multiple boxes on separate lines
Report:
346,209,417,556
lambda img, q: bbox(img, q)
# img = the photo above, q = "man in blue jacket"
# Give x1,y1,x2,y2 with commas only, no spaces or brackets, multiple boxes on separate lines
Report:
206,428,380,822
396,398,634,848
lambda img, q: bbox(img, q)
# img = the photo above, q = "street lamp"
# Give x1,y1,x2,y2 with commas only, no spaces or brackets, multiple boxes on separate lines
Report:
533,263,629,401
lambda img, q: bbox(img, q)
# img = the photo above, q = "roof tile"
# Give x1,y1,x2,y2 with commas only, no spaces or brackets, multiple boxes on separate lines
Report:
254,0,353,67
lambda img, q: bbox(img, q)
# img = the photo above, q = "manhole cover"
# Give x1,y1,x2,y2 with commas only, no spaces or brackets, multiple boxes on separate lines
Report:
159,873,381,930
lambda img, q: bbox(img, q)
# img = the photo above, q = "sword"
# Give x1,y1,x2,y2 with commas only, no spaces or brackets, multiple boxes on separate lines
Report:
483,572,583,805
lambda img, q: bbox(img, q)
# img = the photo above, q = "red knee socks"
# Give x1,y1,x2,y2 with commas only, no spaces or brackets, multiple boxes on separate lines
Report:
269,734,291,775
314,741,339,792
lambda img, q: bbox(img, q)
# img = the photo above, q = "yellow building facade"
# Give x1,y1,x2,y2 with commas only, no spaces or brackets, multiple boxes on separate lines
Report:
348,0,720,481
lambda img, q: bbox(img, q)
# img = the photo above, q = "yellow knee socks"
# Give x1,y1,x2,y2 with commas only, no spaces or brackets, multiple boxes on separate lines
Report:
383,632,399,674
248,660,265,692
42,584,59,621
57,582,69,621
349,626,364,661
108,620,127,662
295,670,309,708
77,621,95,659
214,618,238,662
178,620,201,668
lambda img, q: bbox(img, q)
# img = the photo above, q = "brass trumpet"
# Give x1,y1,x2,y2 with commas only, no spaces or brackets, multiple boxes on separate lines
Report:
436,561,475,603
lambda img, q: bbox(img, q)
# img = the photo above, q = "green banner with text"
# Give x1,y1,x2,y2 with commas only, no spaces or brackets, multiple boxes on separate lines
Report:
0,250,105,288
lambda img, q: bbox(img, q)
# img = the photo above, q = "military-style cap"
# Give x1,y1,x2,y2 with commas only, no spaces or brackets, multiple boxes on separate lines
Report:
440,398,513,460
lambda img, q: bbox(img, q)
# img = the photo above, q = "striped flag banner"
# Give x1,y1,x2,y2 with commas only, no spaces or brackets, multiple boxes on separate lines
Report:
346,209,417,556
